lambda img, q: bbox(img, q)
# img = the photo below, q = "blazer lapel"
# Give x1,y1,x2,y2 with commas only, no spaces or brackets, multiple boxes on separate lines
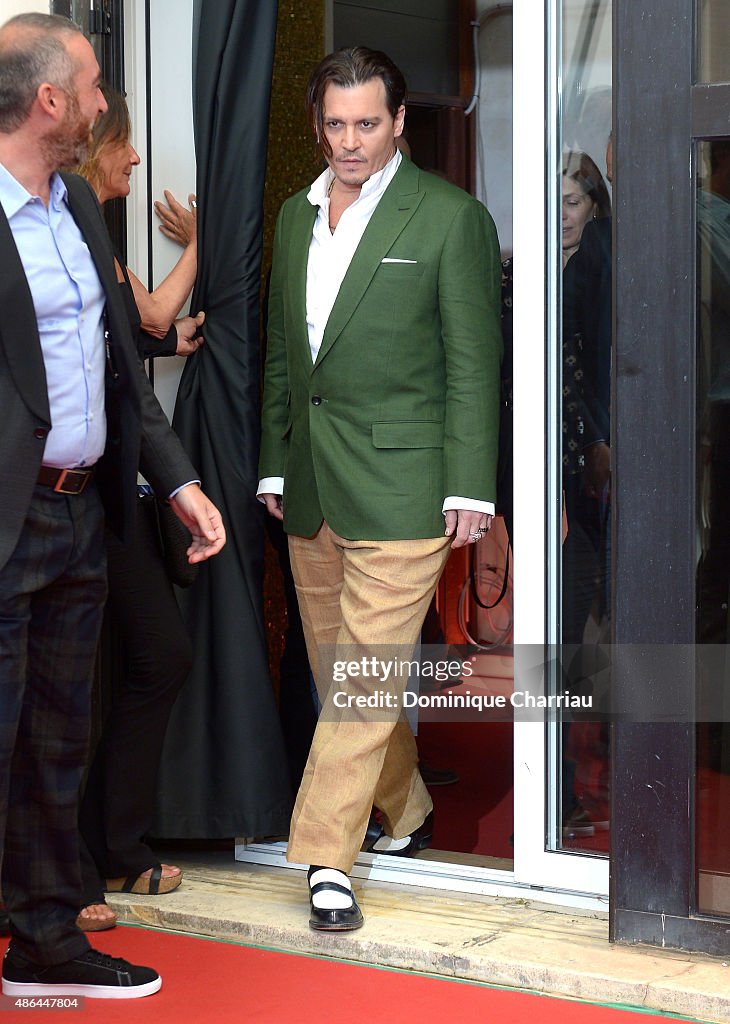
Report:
0,207,50,424
314,159,424,368
286,198,318,364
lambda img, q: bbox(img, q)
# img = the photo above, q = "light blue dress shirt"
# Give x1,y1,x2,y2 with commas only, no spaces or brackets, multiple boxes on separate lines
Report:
0,163,106,468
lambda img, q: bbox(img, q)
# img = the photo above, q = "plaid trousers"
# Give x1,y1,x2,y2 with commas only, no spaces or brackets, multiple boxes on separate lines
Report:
0,483,107,965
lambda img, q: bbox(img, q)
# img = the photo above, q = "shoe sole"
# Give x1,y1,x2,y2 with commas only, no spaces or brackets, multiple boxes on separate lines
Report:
75,918,117,932
76,912,117,933
2,977,161,999
309,918,364,932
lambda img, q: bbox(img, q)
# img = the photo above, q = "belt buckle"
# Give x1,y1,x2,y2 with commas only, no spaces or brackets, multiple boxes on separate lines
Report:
53,468,90,495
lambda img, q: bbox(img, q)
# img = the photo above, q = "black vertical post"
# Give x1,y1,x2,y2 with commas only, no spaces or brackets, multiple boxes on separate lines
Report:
611,0,696,945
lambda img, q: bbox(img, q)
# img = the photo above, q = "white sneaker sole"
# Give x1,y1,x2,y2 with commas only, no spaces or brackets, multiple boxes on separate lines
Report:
2,976,162,999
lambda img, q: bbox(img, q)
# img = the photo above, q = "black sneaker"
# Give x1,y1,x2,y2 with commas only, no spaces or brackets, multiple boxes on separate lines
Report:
2,947,161,999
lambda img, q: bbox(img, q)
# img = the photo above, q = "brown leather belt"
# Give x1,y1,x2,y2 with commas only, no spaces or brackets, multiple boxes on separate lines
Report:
37,465,94,495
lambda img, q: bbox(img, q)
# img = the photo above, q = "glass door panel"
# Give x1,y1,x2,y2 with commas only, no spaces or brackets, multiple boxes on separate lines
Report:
696,138,730,916
557,0,612,857
512,0,609,898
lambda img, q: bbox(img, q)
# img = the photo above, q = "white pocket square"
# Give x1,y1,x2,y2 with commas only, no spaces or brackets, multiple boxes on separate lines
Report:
381,258,418,264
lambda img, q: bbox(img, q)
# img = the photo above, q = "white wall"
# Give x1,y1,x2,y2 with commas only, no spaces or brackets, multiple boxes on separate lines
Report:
125,0,196,420
1,1,48,18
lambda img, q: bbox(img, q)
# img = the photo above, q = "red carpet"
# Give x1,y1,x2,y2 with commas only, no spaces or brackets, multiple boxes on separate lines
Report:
0,928,697,1022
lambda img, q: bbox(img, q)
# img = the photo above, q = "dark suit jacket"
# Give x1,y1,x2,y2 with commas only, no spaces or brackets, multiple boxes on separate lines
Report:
563,217,612,448
0,171,196,572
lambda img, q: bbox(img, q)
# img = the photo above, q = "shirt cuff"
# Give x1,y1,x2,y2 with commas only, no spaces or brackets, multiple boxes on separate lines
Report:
442,496,496,517
168,480,201,500
257,477,284,503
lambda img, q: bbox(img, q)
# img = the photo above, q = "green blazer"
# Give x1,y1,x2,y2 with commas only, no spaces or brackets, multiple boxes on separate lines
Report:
259,156,502,541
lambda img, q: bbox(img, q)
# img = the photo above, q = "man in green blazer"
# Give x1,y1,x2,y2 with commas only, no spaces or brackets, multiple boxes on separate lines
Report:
259,47,502,931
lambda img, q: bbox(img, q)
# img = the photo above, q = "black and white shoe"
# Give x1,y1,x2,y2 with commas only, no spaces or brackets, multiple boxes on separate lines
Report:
365,810,434,857
2,947,161,999
308,867,364,932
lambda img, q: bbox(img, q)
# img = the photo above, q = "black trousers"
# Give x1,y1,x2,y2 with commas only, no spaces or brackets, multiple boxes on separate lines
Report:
561,473,610,818
0,484,106,965
79,496,192,901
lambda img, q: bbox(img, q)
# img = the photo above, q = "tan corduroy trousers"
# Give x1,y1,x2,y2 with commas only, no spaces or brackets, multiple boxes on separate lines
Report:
286,521,451,873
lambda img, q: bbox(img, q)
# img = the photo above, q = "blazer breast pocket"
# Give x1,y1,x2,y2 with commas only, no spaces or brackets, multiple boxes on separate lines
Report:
378,259,427,278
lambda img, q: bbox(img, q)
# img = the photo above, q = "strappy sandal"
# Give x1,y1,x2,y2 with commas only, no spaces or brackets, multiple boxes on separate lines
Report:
105,864,183,895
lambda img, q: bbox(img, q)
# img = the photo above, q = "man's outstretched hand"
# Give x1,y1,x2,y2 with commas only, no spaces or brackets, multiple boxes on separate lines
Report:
169,483,226,562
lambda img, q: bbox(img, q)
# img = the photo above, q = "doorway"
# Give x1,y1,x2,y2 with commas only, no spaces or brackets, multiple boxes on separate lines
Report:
234,0,610,912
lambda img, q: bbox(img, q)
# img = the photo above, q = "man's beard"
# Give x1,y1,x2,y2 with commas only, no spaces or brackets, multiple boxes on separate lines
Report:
40,90,93,169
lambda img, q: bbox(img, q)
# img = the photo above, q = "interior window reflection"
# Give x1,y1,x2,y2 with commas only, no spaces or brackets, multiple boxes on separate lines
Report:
696,139,730,915
560,142,612,850
697,141,730,645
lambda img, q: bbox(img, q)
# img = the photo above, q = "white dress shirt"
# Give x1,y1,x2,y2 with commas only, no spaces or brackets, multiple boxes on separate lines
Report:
258,151,494,518
0,163,106,469
305,150,402,363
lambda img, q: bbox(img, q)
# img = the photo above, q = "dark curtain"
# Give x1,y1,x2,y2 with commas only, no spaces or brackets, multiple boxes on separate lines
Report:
152,0,292,838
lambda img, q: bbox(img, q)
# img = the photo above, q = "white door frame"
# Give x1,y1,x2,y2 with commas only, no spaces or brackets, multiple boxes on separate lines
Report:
511,0,608,899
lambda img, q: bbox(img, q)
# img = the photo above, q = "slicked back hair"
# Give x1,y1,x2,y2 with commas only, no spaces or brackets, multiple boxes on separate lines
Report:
306,46,407,161
0,13,82,133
